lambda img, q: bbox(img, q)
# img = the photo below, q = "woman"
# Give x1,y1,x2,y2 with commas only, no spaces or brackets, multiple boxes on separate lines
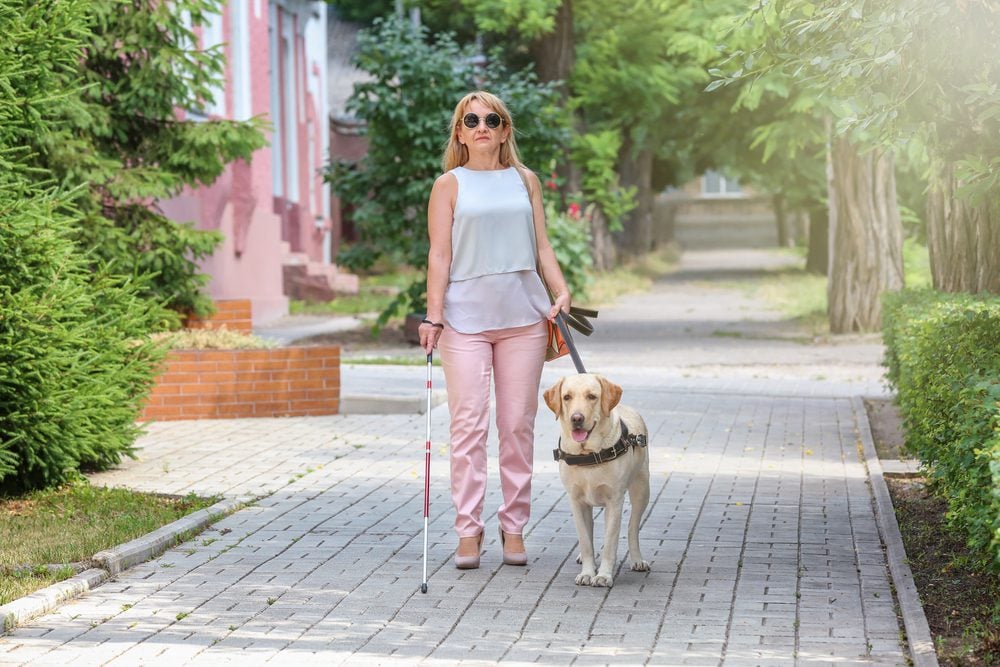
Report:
419,91,571,569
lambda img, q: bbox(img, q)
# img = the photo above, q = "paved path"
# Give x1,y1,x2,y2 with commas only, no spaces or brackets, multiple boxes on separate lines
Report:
1,250,912,665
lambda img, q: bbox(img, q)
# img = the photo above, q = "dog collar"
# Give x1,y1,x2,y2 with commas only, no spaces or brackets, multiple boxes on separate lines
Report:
553,422,647,466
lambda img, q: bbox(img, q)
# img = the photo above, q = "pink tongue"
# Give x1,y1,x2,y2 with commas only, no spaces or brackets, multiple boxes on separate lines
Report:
572,429,589,443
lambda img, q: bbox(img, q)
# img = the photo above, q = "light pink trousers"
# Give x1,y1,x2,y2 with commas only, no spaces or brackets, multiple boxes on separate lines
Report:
438,320,548,538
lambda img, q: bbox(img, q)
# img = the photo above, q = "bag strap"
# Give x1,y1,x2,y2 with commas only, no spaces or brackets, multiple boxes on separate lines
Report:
516,167,587,373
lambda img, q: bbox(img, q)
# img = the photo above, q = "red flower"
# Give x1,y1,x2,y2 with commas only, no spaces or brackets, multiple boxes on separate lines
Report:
567,203,581,220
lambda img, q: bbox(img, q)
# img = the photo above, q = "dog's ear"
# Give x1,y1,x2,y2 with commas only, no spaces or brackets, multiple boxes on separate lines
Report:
543,380,563,418
598,376,623,415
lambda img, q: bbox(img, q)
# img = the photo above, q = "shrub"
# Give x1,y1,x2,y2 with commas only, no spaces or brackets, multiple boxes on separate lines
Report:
0,0,167,495
0,178,167,495
151,328,276,350
882,289,1000,569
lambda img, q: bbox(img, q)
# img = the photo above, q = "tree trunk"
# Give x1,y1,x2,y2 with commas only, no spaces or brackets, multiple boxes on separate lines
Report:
529,1,573,97
589,206,617,271
826,136,904,333
616,135,654,254
804,204,828,275
926,162,1000,293
773,194,788,247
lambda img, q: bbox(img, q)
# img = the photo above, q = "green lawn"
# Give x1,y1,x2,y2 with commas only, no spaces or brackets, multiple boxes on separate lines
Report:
1,480,217,605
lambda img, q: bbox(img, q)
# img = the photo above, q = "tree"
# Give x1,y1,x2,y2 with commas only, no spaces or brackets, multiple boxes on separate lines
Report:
327,18,569,324
717,2,914,332
572,1,731,256
1,0,167,494
34,0,267,316
731,1,999,302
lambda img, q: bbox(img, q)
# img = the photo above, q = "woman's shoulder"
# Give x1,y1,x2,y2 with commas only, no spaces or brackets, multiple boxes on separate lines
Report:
430,170,459,199
434,170,459,187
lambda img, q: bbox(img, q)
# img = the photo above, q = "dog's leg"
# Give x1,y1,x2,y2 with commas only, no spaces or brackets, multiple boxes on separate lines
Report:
569,499,597,586
593,495,625,587
627,465,651,572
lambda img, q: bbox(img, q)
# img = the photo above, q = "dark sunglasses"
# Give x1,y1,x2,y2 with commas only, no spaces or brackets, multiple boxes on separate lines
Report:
462,112,503,129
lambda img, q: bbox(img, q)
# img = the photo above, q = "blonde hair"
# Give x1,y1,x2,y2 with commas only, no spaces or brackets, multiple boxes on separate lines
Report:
441,91,526,173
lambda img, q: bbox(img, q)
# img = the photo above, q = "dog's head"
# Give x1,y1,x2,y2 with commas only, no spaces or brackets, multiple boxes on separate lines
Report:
543,373,623,447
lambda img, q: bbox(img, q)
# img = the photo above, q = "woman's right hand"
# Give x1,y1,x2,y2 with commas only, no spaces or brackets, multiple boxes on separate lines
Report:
419,319,444,354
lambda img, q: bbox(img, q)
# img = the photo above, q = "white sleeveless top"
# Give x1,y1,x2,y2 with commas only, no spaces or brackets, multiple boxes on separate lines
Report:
444,166,550,334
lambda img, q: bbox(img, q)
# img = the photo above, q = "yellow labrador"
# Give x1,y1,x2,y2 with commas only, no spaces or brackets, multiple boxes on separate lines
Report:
543,373,650,587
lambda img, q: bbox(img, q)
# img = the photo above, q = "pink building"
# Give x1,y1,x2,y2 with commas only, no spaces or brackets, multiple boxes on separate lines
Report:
161,1,357,325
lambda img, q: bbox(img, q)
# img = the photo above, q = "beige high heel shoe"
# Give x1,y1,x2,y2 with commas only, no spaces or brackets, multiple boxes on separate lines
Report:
454,533,483,569
499,528,527,566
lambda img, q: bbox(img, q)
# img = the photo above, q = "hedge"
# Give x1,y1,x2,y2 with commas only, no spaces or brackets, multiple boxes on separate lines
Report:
0,0,167,495
882,289,1000,570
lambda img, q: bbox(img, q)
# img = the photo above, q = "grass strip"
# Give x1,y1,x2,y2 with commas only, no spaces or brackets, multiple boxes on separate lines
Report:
1,480,218,605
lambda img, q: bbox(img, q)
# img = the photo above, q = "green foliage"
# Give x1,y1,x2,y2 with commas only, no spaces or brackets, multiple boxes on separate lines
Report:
882,289,1000,570
0,0,167,494
35,0,268,317
327,17,568,324
457,0,560,39
0,179,167,497
570,130,636,233
725,0,999,207
540,182,592,299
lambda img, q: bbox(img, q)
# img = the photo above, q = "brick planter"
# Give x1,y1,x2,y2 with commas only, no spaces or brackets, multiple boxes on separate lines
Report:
141,346,340,421
183,299,253,333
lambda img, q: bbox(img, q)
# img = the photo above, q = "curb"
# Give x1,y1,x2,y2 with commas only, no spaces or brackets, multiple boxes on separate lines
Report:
852,396,939,667
339,390,447,415
0,497,242,635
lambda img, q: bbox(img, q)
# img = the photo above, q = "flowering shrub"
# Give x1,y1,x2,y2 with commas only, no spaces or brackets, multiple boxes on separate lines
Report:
542,171,593,299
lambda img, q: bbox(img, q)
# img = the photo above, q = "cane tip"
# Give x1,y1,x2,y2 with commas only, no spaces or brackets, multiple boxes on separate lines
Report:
421,583,428,594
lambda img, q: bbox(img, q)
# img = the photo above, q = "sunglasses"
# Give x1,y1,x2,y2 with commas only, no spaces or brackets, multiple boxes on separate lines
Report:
462,112,503,129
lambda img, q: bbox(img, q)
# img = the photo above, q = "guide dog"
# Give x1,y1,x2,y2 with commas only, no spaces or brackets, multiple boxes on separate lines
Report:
543,373,650,587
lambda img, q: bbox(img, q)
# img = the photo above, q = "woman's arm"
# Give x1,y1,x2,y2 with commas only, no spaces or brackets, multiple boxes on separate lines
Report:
524,169,572,319
420,172,457,353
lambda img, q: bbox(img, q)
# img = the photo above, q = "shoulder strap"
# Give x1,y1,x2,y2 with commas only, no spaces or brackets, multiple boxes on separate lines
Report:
515,166,543,275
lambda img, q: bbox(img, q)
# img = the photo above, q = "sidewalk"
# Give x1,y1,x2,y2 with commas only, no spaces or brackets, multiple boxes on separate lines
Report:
0,250,927,666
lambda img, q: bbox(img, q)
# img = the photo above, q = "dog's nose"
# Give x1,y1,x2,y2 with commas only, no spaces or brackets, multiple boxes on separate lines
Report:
570,412,585,427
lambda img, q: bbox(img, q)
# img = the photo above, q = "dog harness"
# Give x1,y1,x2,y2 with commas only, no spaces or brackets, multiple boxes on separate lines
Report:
553,422,648,466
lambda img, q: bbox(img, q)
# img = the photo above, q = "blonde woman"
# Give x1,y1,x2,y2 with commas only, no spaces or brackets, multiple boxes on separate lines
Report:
419,91,571,569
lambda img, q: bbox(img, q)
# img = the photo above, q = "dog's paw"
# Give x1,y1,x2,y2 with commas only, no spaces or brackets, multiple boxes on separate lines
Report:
575,573,594,586
631,560,650,572
592,574,613,588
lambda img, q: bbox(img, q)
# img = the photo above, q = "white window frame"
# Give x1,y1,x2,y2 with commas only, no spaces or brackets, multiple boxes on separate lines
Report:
269,3,283,198
701,170,743,198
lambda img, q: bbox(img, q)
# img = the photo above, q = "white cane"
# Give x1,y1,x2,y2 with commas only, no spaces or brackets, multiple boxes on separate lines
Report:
421,352,433,593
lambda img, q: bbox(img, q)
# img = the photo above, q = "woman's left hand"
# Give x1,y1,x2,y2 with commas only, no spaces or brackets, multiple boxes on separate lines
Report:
549,292,572,320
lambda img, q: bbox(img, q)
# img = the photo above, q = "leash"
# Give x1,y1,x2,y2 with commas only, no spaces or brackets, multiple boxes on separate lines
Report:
555,312,587,374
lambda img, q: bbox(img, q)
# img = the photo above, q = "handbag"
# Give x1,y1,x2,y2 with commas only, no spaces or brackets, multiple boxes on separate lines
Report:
515,167,597,367
545,316,569,361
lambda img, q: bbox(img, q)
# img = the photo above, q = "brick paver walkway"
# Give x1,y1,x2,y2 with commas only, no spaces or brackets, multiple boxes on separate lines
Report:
0,250,909,665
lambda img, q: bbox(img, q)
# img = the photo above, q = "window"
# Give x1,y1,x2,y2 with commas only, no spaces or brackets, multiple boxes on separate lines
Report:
702,170,743,197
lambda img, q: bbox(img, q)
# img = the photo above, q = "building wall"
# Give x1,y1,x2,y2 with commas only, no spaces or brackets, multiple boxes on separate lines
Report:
160,0,331,325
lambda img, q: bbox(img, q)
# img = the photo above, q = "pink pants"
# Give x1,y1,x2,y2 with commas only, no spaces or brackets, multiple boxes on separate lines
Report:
438,320,548,538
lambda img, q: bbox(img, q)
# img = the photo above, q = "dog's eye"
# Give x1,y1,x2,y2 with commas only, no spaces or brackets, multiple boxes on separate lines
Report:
563,394,572,401
586,393,598,401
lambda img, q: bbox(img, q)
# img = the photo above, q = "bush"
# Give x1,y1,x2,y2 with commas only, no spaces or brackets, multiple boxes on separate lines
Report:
882,289,1000,569
0,178,167,495
0,0,167,495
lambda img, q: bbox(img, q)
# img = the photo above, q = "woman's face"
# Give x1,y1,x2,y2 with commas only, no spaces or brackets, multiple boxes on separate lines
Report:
457,99,510,156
